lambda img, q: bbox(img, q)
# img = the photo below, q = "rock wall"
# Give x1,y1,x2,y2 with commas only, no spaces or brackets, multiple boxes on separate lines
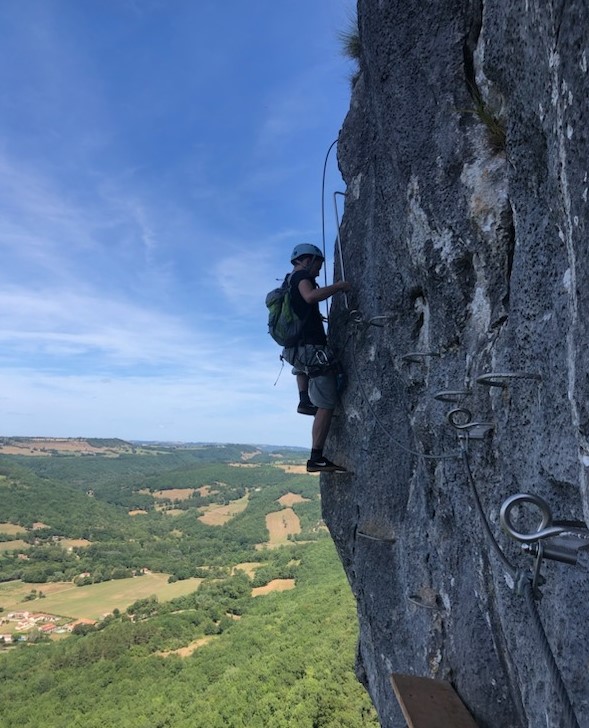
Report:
324,1,589,726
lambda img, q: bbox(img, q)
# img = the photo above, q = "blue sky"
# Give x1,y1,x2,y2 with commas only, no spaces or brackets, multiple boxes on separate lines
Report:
0,0,355,446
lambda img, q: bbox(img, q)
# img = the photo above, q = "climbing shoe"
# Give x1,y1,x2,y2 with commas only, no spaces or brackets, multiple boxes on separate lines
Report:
297,402,318,416
306,457,347,473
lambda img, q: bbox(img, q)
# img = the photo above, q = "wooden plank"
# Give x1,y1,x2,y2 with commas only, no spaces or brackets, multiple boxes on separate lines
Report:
390,674,478,728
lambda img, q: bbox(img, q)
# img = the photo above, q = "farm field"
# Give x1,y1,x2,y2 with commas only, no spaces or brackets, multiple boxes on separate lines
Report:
0,537,379,728
277,491,310,506
198,492,250,525
264,507,301,546
0,573,202,620
0,437,139,457
274,463,313,474
153,487,195,501
0,441,379,727
252,578,295,596
231,562,262,578
0,523,27,536
158,635,216,657
0,540,29,552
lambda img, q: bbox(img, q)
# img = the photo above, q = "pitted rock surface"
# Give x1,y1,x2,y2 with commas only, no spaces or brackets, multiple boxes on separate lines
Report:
324,2,589,726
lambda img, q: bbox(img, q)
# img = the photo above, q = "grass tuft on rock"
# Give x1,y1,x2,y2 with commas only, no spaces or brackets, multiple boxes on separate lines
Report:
462,83,506,153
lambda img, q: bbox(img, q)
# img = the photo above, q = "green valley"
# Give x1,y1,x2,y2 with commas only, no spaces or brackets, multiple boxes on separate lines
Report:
0,441,378,727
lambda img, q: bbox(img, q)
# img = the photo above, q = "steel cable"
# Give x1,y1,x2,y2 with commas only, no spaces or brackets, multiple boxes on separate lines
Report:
320,138,339,319
461,444,517,578
462,445,580,727
522,580,580,728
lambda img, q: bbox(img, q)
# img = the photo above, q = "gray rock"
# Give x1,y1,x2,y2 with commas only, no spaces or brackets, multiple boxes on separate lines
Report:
325,1,589,726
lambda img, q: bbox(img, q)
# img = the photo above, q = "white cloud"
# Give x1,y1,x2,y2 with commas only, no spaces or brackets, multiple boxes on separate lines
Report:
216,250,280,314
0,2,353,446
0,150,194,308
0,156,95,261
0,285,218,369
214,229,318,314
0,361,309,446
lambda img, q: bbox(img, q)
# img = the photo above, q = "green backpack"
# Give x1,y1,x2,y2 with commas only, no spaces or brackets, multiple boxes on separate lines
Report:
265,274,307,347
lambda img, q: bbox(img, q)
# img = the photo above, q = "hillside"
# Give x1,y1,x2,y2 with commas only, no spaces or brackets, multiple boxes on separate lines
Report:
0,443,378,726
0,437,137,457
0,539,378,728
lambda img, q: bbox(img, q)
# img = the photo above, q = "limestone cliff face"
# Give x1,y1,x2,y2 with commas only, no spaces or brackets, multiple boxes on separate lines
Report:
324,1,589,726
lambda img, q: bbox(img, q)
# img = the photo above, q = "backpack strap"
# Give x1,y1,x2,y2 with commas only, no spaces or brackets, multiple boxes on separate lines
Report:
287,270,311,347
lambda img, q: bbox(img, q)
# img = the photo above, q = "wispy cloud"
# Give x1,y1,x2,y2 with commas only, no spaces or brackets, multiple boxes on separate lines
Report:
254,56,346,157
0,150,190,304
0,155,96,255
0,2,351,445
213,227,320,317
0,279,309,443
0,285,218,370
0,355,307,445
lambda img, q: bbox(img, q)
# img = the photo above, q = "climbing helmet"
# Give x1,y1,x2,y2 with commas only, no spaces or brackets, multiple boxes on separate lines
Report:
290,243,324,264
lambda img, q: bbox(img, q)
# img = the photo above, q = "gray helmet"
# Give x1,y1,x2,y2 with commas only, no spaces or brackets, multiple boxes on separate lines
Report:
290,243,324,263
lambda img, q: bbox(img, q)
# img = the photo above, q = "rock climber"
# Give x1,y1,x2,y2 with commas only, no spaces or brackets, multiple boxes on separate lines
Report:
282,243,351,473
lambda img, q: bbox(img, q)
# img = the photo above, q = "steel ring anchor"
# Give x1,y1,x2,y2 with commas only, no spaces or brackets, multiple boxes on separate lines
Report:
500,493,566,544
446,407,495,440
500,493,589,566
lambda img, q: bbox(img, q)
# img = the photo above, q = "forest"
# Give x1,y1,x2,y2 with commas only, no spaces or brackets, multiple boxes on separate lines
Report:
0,441,378,727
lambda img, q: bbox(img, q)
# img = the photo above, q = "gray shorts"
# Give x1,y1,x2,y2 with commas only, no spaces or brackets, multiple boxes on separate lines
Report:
282,344,338,410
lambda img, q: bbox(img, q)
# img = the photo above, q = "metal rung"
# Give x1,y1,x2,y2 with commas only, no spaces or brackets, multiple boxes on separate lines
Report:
434,390,471,403
476,372,542,388
446,408,494,440
357,530,396,543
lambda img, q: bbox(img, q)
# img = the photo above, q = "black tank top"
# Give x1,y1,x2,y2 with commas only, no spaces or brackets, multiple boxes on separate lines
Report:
289,270,327,345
